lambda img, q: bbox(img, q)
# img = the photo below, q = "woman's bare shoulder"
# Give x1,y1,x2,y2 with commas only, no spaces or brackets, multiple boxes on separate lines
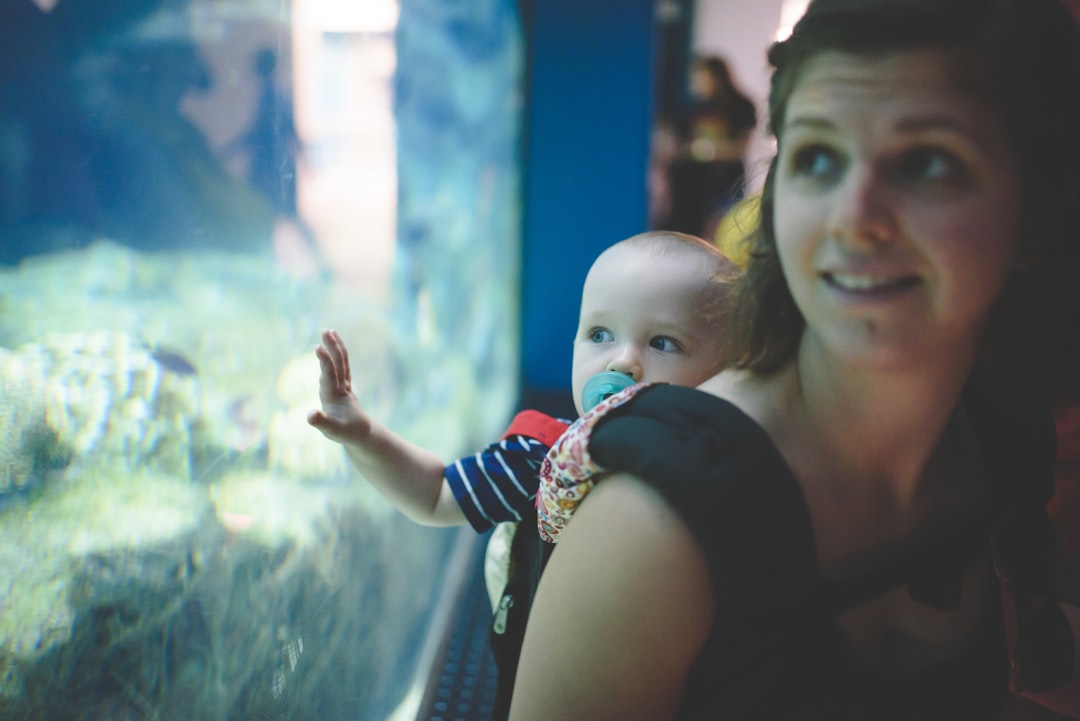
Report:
696,367,789,427
509,475,715,721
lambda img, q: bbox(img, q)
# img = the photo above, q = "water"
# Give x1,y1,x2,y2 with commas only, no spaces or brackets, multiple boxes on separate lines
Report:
0,1,522,719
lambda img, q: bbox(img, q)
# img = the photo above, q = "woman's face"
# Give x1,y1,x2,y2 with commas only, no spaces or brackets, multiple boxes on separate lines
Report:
773,49,1023,372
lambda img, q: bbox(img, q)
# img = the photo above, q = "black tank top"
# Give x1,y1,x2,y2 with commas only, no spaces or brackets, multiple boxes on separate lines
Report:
589,384,1010,720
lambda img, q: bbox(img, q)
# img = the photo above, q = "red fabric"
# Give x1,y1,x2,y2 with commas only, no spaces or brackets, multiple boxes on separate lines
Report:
500,410,571,447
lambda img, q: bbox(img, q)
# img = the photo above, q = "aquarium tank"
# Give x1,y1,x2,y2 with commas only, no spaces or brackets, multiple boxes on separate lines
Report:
0,0,523,719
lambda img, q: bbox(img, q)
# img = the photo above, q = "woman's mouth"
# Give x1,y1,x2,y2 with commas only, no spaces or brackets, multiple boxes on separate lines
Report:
824,272,920,293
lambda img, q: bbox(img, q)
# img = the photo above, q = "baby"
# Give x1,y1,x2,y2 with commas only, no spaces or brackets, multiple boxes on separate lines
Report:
307,229,738,718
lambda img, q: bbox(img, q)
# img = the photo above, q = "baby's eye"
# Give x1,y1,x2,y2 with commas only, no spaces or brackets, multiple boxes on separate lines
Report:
649,336,684,353
892,147,968,185
790,144,843,181
589,328,614,343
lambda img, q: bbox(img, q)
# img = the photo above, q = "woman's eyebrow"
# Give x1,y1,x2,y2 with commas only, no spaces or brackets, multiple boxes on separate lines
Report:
783,112,995,152
894,114,994,151
782,115,835,132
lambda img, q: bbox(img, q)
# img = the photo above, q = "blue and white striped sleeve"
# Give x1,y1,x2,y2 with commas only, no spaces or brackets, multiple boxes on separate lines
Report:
444,434,554,533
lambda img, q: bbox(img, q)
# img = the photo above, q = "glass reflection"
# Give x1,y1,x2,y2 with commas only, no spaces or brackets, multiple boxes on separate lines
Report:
0,0,522,719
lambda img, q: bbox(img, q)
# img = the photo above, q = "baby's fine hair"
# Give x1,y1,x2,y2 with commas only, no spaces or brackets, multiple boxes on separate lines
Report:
617,230,739,280
614,230,740,338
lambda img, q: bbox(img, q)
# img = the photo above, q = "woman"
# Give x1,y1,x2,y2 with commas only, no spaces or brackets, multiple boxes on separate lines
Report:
510,0,1080,718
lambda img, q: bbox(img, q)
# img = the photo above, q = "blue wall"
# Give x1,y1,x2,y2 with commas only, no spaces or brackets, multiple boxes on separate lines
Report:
519,0,655,415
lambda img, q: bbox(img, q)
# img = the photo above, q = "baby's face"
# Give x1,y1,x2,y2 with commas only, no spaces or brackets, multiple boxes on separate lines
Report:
570,245,726,416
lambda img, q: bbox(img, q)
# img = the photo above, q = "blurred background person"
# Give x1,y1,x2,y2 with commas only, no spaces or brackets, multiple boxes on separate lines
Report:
654,54,757,239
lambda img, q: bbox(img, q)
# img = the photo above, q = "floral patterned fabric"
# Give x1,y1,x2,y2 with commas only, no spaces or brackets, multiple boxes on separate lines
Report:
536,383,649,542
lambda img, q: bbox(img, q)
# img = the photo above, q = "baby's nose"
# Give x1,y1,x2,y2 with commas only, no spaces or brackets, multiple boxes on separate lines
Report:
606,350,641,381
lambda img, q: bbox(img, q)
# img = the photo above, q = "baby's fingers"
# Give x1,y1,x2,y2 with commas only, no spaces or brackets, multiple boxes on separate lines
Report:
307,408,333,428
321,329,352,387
315,343,344,390
307,409,345,438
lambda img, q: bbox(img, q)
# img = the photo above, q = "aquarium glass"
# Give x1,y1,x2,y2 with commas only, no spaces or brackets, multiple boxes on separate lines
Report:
0,0,523,719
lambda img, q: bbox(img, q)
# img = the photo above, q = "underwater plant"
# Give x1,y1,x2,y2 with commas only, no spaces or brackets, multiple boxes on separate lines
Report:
0,352,69,504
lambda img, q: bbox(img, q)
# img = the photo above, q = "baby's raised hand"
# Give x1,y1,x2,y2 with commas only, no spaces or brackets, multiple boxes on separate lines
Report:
307,329,374,446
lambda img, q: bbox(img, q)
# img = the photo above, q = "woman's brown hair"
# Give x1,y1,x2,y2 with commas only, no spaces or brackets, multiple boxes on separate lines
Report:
721,0,1080,402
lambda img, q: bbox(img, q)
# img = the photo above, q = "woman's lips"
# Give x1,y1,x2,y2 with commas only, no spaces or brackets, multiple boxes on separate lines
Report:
823,271,921,294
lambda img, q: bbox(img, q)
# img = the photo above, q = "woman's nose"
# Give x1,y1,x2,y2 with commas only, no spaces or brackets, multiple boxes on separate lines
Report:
826,164,897,247
606,349,642,381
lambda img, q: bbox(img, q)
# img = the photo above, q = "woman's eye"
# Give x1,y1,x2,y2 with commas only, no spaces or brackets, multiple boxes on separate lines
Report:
893,147,967,184
790,145,842,180
650,336,683,352
589,328,613,343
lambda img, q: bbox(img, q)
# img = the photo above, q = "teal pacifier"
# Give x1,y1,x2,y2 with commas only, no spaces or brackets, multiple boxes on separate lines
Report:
582,371,636,412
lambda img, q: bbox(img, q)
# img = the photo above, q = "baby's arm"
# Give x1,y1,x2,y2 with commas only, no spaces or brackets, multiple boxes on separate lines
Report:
307,329,465,526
